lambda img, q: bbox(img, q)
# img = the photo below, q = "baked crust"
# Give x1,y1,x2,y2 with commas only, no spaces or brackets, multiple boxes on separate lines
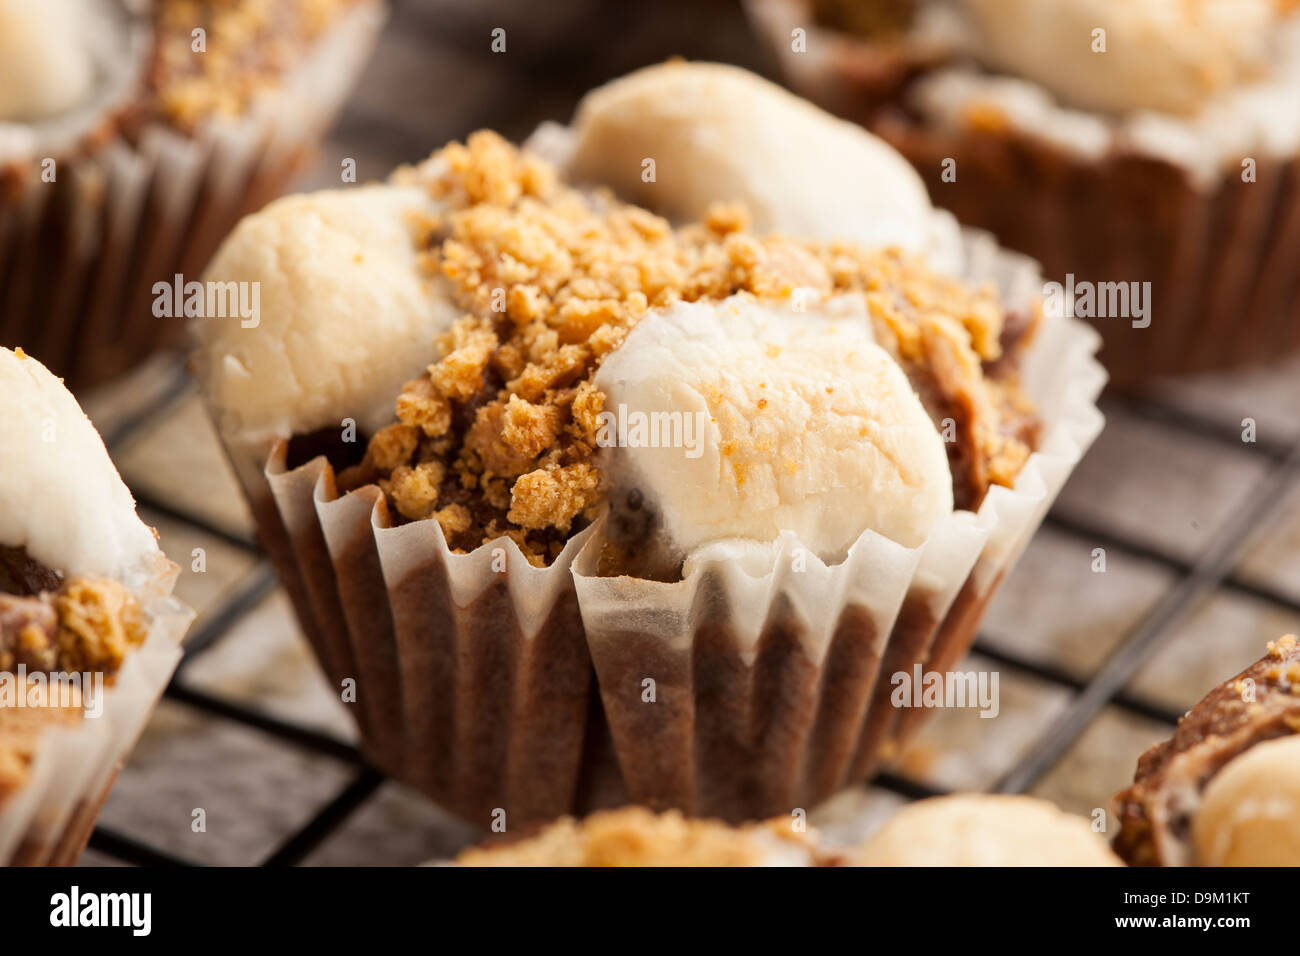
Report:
337,132,1040,566
455,806,825,866
1113,635,1300,866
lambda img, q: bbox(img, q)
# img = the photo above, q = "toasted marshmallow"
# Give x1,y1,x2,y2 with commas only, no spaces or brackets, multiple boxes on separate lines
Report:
560,61,935,252
1195,736,1300,866
961,0,1280,116
854,794,1122,866
593,294,952,562
0,0,94,122
0,348,160,579
194,184,460,448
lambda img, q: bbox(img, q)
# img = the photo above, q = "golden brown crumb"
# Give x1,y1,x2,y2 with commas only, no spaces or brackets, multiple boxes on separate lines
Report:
456,807,819,867
149,0,358,130
0,676,82,804
1,577,147,677
343,132,1037,564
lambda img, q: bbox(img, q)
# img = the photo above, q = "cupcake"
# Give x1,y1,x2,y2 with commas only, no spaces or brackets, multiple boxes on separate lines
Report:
1114,634,1300,866
0,0,385,388
193,61,1103,826
748,0,1300,386
851,793,1121,866
0,347,192,866
456,806,829,867
454,795,1120,866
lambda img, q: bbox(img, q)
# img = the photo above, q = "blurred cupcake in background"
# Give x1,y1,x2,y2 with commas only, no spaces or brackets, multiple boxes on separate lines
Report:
453,796,1121,866
748,0,1300,386
192,62,1103,827
0,347,192,866
0,0,385,388
1115,634,1300,866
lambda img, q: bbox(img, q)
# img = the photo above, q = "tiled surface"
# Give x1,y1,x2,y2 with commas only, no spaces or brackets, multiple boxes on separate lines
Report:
48,0,1300,865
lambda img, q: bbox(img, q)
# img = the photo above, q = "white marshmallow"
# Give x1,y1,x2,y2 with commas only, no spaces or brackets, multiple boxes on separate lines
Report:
0,348,159,579
194,184,460,448
0,0,94,122
561,61,935,252
593,295,952,561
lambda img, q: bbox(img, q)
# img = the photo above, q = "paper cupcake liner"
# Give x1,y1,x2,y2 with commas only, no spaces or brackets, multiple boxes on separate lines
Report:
746,0,1300,387
0,560,193,866
233,229,1103,825
0,1,386,390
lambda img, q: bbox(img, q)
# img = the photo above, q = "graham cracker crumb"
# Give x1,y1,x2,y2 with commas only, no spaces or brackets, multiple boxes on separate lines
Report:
456,807,818,867
341,132,1037,564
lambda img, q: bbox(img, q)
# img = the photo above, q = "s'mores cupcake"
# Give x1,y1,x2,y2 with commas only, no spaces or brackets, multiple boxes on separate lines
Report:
852,794,1121,866
749,0,1300,385
453,795,1120,866
1114,635,1300,866
0,0,385,387
456,807,829,867
193,62,1103,826
0,347,191,866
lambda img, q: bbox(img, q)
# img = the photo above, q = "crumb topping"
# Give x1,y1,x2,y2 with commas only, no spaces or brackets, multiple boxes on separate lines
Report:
0,549,148,678
455,806,819,867
339,131,1038,566
149,0,357,129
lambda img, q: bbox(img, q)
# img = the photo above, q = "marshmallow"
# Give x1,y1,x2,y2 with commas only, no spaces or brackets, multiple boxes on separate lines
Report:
194,184,461,448
0,0,94,122
854,794,1122,866
561,61,936,252
1195,735,1300,866
961,0,1280,116
593,294,952,561
0,348,160,580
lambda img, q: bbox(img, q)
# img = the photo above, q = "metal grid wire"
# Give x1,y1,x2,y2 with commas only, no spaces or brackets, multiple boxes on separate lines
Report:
78,357,1300,866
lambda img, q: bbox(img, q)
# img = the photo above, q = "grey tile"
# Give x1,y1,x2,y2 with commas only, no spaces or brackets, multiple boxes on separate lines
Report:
113,389,253,541
1029,706,1174,836
97,701,354,866
302,781,480,866
1052,408,1269,562
181,590,359,744
1144,352,1300,444
982,527,1175,678
138,507,260,631
890,653,1073,792
1126,589,1300,715
1235,477,1300,605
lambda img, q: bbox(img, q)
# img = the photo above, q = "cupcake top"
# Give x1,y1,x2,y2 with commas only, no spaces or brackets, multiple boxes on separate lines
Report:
0,0,96,123
196,62,1041,571
852,793,1122,866
0,347,159,581
456,807,826,866
0,0,368,165
959,0,1282,116
1114,634,1300,866
556,61,938,254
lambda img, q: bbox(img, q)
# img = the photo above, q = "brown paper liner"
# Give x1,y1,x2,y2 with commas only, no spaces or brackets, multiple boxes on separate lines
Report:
260,446,594,825
256,447,1010,824
746,0,1300,387
0,2,385,390
9,783,114,867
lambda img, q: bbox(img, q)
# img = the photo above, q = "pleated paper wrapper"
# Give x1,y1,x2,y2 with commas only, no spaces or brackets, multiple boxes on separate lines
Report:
0,558,192,866
0,1,386,388
231,229,1105,826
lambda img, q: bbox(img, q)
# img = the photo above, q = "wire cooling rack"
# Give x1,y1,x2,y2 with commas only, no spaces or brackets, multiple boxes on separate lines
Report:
74,352,1300,866
54,0,1300,865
